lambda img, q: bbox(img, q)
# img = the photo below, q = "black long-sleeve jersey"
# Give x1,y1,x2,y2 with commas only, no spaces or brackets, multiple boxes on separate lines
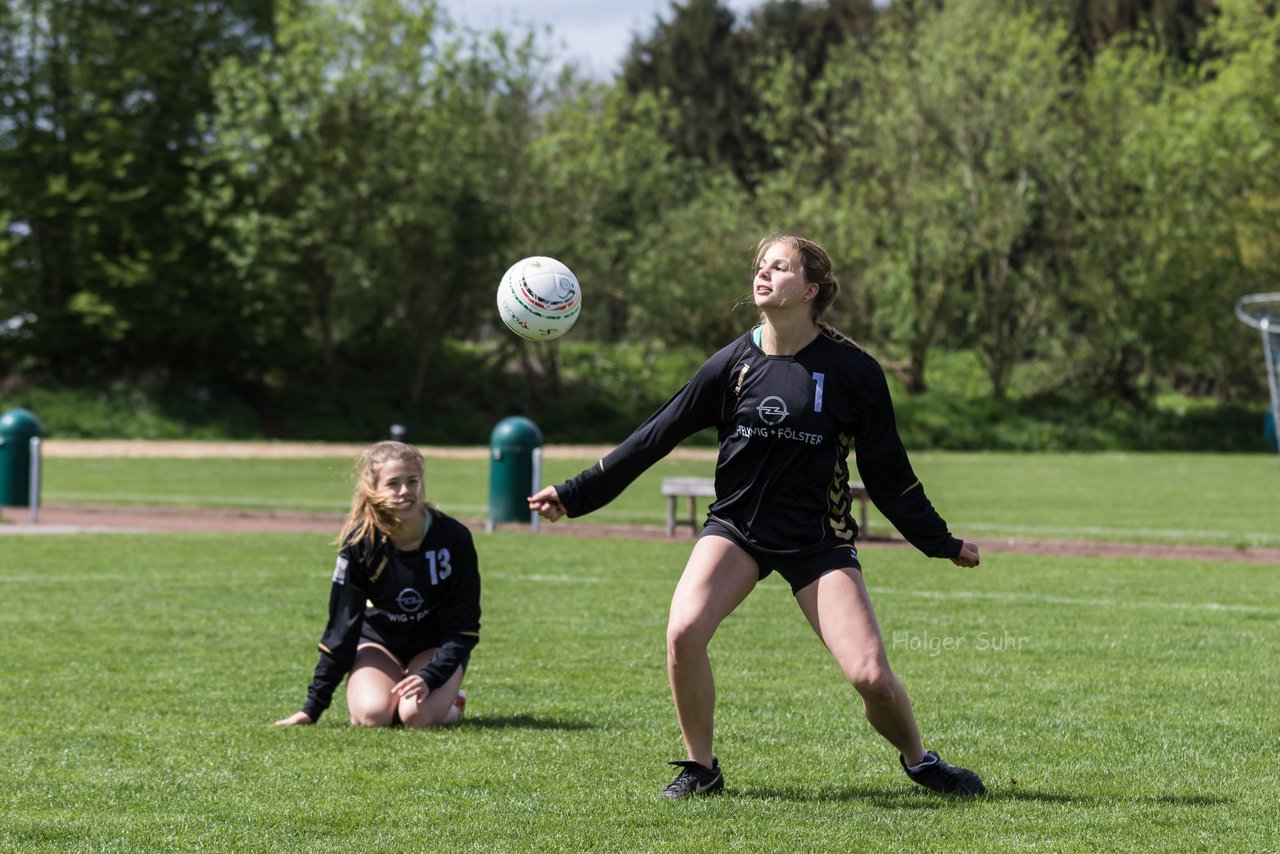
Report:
557,327,962,559
300,509,481,722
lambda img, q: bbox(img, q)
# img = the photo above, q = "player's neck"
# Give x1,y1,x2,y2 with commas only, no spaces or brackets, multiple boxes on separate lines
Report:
761,316,820,356
388,509,429,551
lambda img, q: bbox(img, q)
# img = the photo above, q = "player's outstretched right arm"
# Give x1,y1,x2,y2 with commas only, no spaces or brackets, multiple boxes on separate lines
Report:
537,345,732,522
528,485,566,521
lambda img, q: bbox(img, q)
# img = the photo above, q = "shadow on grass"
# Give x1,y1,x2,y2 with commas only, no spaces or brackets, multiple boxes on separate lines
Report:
732,785,966,808
733,785,1232,808
1147,794,1233,806
1002,789,1232,807
462,714,598,731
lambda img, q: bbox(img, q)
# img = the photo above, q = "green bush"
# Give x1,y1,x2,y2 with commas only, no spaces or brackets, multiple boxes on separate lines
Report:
0,382,262,440
892,391,1269,452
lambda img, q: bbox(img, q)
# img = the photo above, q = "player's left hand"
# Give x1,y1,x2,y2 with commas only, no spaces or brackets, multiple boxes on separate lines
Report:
274,710,314,726
951,540,981,567
392,674,428,703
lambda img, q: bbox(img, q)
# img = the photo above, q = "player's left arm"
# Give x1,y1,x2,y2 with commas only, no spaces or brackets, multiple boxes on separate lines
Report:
415,527,481,692
849,360,971,561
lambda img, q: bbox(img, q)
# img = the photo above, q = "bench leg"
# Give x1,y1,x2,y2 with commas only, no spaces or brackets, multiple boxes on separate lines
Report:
687,496,698,536
667,496,677,537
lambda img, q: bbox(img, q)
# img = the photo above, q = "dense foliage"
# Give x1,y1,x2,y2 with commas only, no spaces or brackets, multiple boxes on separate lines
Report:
1,0,1276,447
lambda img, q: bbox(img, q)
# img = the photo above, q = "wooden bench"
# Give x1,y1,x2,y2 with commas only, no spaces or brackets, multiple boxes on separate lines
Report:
661,476,870,538
661,477,718,536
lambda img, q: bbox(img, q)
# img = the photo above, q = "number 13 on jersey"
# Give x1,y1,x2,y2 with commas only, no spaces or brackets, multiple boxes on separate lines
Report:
425,549,452,585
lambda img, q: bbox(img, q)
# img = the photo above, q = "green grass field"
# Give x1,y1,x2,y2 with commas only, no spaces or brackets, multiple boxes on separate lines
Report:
1,531,1278,851
34,450,1280,546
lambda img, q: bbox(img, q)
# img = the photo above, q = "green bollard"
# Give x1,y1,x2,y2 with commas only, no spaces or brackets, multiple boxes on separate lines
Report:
0,408,43,510
487,416,543,532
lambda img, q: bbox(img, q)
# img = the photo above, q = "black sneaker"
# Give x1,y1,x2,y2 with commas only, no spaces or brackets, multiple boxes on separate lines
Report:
658,758,724,799
900,751,986,796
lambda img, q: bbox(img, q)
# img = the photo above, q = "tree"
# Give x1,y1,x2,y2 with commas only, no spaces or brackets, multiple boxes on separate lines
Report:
621,0,759,183
197,0,542,405
767,6,972,393
1051,0,1214,59
917,2,1075,397
756,1,1074,396
622,0,881,190
500,82,724,401
625,173,765,350
0,0,273,383
1068,0,1279,402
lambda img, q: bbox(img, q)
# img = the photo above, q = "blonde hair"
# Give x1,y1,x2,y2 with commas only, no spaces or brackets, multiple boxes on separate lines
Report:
753,234,841,320
337,441,431,547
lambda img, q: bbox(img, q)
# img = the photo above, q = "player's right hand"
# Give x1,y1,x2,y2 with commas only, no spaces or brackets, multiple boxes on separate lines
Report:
274,711,314,726
528,486,566,522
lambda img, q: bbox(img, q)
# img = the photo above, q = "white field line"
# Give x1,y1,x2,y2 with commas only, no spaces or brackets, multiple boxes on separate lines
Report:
482,572,604,584
42,494,644,523
45,496,499,520
44,491,345,511
869,586,1279,615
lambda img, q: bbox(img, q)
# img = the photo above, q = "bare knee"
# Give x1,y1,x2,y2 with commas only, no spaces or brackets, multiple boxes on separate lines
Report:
348,698,394,728
666,617,712,664
848,660,901,703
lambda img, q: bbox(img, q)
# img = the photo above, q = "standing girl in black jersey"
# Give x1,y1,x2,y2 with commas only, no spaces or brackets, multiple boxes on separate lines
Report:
529,235,985,798
276,441,479,728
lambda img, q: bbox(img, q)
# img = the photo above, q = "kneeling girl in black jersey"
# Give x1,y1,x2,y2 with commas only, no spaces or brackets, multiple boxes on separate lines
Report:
529,235,985,797
276,441,479,728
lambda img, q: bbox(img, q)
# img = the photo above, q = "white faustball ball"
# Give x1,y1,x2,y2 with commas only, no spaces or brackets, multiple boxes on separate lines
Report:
496,256,582,341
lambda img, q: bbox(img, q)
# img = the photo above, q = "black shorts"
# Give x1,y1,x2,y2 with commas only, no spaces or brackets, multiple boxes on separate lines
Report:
700,516,861,595
358,624,441,668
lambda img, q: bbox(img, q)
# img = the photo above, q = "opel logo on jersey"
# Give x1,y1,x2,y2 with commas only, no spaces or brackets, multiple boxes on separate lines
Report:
397,588,424,613
756,395,790,425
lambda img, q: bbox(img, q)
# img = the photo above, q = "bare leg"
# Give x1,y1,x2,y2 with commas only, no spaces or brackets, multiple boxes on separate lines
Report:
398,648,465,727
346,646,404,727
666,535,758,768
795,568,926,765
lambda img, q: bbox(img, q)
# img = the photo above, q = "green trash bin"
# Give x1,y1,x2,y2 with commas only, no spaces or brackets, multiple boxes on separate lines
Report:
0,408,43,506
488,416,543,528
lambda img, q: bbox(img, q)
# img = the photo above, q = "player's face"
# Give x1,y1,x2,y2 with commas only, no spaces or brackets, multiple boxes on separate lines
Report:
376,459,424,520
753,243,809,310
